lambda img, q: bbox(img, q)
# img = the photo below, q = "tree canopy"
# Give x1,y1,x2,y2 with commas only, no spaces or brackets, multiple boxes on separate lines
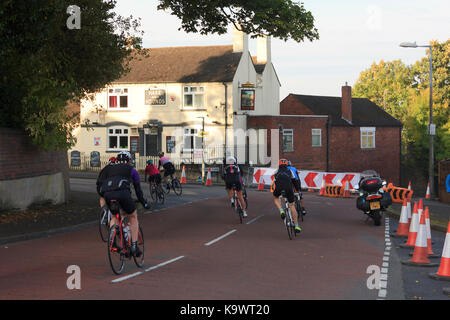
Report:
157,0,319,42
353,40,450,177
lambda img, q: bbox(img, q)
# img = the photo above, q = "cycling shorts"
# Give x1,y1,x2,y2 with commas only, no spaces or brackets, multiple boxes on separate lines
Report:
225,175,242,191
148,174,162,184
162,163,175,177
103,190,136,214
273,180,295,203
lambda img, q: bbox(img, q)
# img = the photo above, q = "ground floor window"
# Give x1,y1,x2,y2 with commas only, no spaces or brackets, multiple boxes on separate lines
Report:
108,126,129,150
282,129,294,152
183,128,203,153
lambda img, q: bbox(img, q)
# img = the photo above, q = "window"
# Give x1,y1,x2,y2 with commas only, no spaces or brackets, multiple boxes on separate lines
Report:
108,126,129,150
360,127,376,149
282,129,294,152
312,129,322,147
183,86,204,109
108,88,128,109
241,89,255,110
182,128,202,153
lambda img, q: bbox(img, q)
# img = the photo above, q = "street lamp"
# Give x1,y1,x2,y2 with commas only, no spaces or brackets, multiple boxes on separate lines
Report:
400,41,435,198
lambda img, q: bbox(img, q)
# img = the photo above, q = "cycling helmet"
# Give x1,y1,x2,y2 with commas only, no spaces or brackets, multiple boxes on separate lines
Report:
147,159,153,165
117,151,131,163
279,158,289,167
108,157,116,164
226,156,237,164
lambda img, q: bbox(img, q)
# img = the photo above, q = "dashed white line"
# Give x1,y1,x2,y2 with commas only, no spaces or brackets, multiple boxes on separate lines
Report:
204,230,237,246
246,214,265,225
110,255,185,284
378,217,391,300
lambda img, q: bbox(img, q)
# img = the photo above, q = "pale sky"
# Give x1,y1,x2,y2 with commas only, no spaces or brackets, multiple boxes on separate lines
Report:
114,0,450,100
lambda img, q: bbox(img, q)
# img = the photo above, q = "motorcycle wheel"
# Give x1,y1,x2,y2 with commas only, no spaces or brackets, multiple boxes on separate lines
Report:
372,210,381,226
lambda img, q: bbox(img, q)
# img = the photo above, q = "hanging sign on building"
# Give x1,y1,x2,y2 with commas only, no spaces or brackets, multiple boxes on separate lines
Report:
145,88,166,106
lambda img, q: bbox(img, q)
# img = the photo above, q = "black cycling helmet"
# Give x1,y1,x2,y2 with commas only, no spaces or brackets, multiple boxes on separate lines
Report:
158,151,164,157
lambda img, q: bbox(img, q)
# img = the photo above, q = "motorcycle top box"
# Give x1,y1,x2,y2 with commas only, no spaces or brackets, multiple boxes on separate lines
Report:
359,177,383,193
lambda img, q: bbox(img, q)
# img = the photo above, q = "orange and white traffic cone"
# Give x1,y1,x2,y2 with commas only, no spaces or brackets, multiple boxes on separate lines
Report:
425,183,431,199
429,222,450,281
402,211,439,267
342,180,351,198
319,177,325,196
406,197,412,225
424,206,440,258
408,181,412,190
392,197,410,237
205,168,212,186
180,165,187,184
258,174,265,191
400,201,420,248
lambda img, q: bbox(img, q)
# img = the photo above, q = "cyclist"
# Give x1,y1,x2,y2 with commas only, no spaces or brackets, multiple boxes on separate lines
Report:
287,161,307,216
144,159,162,187
97,151,149,257
223,156,247,218
158,151,176,191
273,159,301,233
97,157,117,209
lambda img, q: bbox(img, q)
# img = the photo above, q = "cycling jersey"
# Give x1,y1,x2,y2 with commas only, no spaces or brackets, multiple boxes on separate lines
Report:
159,157,175,176
145,164,160,176
287,166,300,180
273,166,296,203
223,164,243,191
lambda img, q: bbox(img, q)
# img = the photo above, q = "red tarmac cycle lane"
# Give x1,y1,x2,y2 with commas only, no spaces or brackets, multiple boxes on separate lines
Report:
0,192,385,299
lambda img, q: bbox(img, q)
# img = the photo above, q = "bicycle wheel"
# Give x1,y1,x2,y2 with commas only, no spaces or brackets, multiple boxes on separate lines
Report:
237,206,243,224
108,225,125,275
149,183,157,201
243,189,248,209
164,179,171,195
172,178,182,196
285,209,294,240
133,226,145,268
157,185,165,204
99,207,109,242
296,200,303,222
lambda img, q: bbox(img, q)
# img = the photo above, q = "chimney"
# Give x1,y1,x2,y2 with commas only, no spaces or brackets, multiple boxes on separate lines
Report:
256,35,271,64
341,82,352,123
233,25,248,53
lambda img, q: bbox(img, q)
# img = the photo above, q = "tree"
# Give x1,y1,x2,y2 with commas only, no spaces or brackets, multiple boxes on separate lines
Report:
0,0,146,150
157,0,319,42
353,40,450,180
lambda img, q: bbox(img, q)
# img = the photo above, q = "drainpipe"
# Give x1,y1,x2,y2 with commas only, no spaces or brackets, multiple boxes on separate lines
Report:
223,82,228,159
326,117,330,172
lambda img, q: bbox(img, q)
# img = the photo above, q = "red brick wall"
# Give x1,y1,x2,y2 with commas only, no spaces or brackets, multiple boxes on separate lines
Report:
247,116,328,171
328,126,401,184
0,128,69,182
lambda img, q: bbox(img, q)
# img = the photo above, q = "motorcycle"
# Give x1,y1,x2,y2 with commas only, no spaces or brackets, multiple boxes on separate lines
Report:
356,172,392,226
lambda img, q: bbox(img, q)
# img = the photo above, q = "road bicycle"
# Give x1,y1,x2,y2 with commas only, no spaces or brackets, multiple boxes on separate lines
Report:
279,192,297,240
149,180,165,204
164,174,182,196
231,185,245,224
99,206,111,242
107,200,145,275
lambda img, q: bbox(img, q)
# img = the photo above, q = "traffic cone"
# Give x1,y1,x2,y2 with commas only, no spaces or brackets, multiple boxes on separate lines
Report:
408,181,412,190
342,180,351,198
424,207,440,258
319,177,325,196
258,174,265,191
429,222,450,281
205,168,212,186
406,197,412,225
425,183,431,199
400,201,420,248
402,211,438,267
180,165,186,184
392,197,410,237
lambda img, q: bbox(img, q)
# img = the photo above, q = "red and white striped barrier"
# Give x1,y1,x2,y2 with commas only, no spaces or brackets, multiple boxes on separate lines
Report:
252,168,361,191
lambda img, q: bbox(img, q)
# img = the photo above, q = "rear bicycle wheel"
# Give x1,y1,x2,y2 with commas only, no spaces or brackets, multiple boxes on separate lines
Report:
172,178,182,196
149,183,157,201
108,225,125,275
243,189,248,209
99,207,109,242
157,185,165,204
133,226,145,268
285,209,294,240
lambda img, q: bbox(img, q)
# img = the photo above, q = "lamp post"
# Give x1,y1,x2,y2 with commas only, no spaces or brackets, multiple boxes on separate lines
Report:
197,117,205,183
400,41,434,197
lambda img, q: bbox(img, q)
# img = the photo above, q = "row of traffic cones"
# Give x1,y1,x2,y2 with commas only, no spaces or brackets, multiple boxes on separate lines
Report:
179,165,212,186
407,180,431,199
395,197,450,281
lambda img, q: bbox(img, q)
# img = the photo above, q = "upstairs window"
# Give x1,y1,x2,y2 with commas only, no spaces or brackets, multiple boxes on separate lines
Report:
361,127,376,149
183,86,204,109
108,88,128,109
312,129,322,147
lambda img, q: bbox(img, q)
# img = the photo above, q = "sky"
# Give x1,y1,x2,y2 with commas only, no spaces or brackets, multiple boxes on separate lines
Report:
114,0,450,100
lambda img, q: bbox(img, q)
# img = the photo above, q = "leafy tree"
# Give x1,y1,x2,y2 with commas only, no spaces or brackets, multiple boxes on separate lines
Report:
157,0,319,42
0,0,146,150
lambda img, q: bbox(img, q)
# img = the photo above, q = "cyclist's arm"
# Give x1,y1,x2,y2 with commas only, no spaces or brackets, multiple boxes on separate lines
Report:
131,168,147,205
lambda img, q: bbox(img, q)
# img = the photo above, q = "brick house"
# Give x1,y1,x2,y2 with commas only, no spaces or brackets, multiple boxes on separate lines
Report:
247,85,403,184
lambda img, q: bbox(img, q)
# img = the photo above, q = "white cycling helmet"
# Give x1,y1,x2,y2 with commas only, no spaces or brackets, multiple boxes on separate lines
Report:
117,151,131,163
226,156,237,164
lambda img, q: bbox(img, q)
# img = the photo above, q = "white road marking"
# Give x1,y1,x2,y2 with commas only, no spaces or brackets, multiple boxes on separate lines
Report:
110,255,185,284
378,217,391,300
246,214,265,225
204,230,237,246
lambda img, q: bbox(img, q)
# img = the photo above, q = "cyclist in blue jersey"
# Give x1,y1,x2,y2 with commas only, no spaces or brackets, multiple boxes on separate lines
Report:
287,161,307,215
